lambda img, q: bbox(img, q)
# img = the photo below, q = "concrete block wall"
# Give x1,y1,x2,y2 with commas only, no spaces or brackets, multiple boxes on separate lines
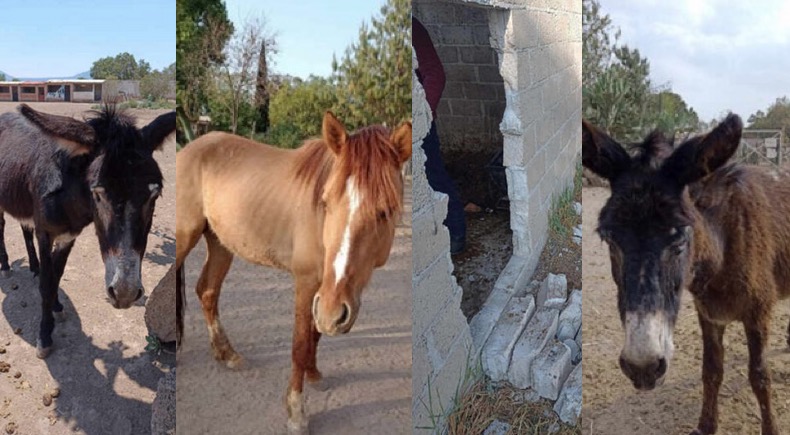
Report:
413,0,506,153
412,49,475,433
412,1,581,432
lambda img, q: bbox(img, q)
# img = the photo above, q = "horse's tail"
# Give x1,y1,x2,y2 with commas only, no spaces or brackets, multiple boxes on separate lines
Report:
176,264,186,349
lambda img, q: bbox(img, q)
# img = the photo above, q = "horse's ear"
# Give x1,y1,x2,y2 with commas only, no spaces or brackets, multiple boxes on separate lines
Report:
142,111,176,152
18,104,97,156
582,119,630,180
322,111,346,155
390,121,412,164
662,114,742,185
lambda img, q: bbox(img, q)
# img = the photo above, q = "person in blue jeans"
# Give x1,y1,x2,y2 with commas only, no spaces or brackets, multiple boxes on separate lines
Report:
414,17,467,254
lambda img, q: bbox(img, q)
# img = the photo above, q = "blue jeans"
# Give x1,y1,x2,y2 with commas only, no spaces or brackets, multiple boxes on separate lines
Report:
421,122,466,242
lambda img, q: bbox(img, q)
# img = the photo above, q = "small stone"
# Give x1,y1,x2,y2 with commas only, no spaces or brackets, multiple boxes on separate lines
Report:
0,362,9,373
13,328,20,335
13,372,20,379
4,422,16,434
468,274,476,282
573,202,582,216
10,284,17,290
42,394,52,406
572,226,582,238
50,387,60,398
483,419,511,435
0,347,5,354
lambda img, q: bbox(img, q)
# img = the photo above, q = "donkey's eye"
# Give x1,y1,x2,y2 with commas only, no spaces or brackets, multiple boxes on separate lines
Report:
92,186,105,203
598,228,613,244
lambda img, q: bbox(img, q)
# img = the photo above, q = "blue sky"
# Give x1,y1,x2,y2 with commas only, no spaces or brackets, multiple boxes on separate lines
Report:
0,0,175,78
602,0,790,122
225,0,386,79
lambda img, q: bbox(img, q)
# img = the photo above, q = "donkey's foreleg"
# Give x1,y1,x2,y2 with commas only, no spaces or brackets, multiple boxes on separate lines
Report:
744,319,778,435
22,225,39,276
692,314,725,435
35,231,55,358
49,240,75,322
197,231,241,368
0,213,10,277
286,275,321,434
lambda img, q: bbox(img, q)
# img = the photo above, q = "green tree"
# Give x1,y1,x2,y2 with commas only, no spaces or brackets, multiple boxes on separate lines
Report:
269,76,339,138
331,0,410,128
90,52,151,79
141,62,176,101
0,72,5,81
176,0,233,132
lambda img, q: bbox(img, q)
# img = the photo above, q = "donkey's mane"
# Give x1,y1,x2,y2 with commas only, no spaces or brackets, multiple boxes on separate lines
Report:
292,125,403,217
85,104,143,157
628,130,675,169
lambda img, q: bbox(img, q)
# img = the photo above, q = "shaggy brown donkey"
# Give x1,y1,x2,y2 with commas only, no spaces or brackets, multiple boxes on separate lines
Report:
583,114,790,435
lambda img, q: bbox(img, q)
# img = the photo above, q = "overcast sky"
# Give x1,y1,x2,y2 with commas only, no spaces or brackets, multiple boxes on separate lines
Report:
602,0,790,122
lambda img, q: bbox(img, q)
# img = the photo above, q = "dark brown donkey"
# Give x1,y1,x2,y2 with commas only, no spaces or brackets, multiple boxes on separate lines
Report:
0,104,175,358
583,115,790,435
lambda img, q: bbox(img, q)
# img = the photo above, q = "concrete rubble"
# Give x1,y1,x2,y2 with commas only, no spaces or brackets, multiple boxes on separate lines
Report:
480,273,582,425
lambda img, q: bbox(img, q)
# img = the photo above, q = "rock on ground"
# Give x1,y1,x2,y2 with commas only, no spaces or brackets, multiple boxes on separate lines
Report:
483,419,511,435
532,342,572,400
145,263,177,343
538,274,567,309
556,290,581,342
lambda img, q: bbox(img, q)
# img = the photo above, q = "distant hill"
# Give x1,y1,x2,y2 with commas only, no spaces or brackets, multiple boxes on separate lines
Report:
0,70,92,81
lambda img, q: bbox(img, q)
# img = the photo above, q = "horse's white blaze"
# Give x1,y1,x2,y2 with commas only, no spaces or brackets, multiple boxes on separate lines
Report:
622,311,674,365
333,176,361,285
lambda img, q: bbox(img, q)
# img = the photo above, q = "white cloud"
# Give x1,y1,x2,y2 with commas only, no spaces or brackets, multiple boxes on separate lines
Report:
603,0,790,120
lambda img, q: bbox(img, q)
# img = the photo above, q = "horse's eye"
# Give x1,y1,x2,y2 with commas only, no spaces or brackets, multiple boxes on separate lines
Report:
378,211,388,221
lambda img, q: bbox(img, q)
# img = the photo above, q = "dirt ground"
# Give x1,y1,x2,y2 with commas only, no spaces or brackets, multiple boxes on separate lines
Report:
0,102,176,434
582,186,790,435
175,180,412,434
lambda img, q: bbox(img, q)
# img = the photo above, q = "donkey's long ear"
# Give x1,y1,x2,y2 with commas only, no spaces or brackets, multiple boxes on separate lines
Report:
582,119,630,180
662,114,742,185
323,111,346,156
391,121,412,164
19,104,97,156
142,111,176,152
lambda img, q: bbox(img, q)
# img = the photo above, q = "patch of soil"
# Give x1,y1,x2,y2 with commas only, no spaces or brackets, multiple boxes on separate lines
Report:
582,186,790,434
444,149,513,319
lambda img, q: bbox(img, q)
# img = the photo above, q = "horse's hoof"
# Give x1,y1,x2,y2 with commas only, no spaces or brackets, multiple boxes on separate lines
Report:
0,269,11,279
36,340,52,359
53,310,67,322
226,353,245,370
286,420,308,435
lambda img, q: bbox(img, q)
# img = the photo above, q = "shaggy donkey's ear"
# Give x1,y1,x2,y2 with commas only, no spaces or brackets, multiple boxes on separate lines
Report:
390,121,412,165
19,104,97,156
582,119,630,180
662,114,742,185
323,111,347,156
142,111,176,152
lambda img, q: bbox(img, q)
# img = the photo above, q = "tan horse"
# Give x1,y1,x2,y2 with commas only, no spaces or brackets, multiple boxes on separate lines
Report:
175,112,411,433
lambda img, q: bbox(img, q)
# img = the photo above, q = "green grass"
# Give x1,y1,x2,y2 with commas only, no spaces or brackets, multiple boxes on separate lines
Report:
548,160,583,239
92,99,176,111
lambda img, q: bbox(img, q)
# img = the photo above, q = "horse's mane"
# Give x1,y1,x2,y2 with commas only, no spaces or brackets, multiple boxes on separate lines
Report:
292,125,403,217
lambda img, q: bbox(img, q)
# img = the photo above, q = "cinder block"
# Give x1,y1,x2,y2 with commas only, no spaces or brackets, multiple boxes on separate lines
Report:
427,286,468,362
412,202,450,273
413,256,460,336
532,341,572,400
507,307,559,389
460,46,495,64
537,273,567,309
438,25,475,45
554,363,582,425
482,295,536,380
449,99,483,117
557,290,582,341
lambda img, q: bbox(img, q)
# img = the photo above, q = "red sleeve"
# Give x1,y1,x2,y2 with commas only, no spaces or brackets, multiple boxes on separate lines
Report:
412,17,445,117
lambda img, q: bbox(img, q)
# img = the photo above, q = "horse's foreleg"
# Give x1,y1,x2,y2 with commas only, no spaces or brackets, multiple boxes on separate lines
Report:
744,318,778,435
35,231,55,358
286,274,320,434
0,213,10,277
197,231,241,368
49,240,75,322
22,225,39,276
693,314,725,435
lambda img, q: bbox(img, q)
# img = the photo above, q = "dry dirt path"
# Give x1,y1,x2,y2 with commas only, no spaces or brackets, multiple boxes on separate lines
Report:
581,186,790,435
175,179,412,434
0,102,176,434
